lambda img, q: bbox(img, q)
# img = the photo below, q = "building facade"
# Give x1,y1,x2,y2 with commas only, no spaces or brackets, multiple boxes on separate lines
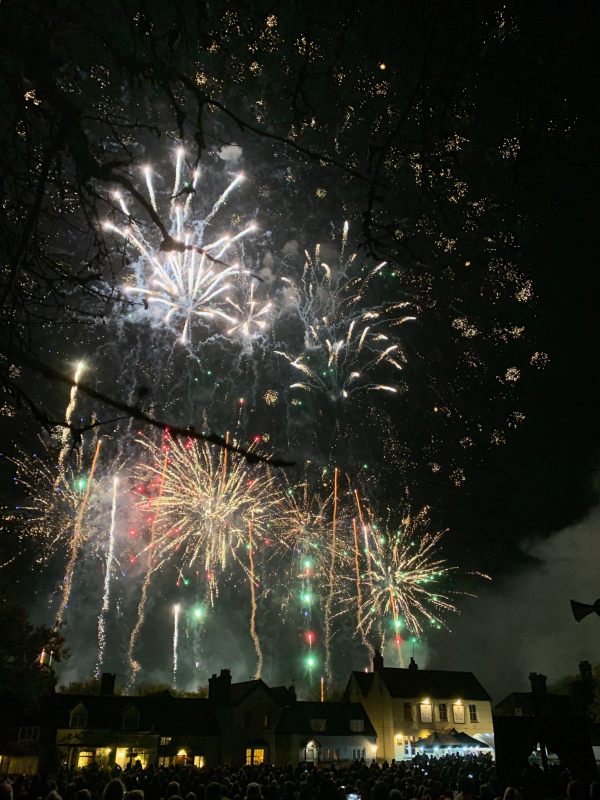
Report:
1,670,377,776
345,652,494,761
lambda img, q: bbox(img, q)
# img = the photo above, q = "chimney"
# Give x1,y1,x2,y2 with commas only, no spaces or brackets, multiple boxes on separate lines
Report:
208,668,232,704
579,661,593,682
408,657,419,671
373,650,384,673
99,673,116,696
529,672,548,696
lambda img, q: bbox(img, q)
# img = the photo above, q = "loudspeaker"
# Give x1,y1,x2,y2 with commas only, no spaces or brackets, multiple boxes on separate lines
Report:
571,599,600,622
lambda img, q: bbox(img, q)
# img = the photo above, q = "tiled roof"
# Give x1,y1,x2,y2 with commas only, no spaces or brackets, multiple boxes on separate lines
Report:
276,701,376,737
50,692,220,735
350,668,490,701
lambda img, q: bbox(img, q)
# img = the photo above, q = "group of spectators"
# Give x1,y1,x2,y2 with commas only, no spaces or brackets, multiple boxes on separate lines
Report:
1,754,597,800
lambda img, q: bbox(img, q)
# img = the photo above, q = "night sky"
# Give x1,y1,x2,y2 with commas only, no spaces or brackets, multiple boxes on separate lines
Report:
0,1,598,701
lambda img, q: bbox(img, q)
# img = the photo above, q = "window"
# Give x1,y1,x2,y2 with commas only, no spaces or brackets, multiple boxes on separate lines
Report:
122,706,140,731
69,704,88,729
245,747,265,766
77,750,95,768
310,718,326,732
263,714,270,729
160,736,172,746
453,704,465,724
349,718,364,733
18,726,40,742
158,756,171,767
352,748,366,761
438,703,448,722
321,748,339,761
419,703,433,723
468,704,478,723
243,710,252,729
403,702,412,721
193,756,204,768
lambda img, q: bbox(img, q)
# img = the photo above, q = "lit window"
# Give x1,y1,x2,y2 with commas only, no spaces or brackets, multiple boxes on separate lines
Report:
193,755,204,768
468,704,478,723
349,719,364,732
18,727,40,742
419,703,433,723
438,703,448,722
77,750,95,768
453,704,465,724
245,747,265,765
160,736,172,746
310,718,326,732
403,702,412,721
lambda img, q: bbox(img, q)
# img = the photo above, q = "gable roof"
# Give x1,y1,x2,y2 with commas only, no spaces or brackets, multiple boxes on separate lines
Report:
50,692,220,735
350,668,490,701
276,701,376,737
494,692,575,717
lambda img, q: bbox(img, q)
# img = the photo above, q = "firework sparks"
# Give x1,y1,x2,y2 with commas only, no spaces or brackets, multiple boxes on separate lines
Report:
354,505,460,655
55,439,102,627
172,603,180,688
135,433,282,589
104,149,257,344
95,476,119,677
277,222,415,401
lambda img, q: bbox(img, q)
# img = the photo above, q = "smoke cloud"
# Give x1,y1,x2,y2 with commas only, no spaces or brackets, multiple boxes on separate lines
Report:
433,503,600,702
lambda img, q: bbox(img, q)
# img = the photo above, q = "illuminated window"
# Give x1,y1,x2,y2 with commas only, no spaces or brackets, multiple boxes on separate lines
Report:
77,750,95,768
453,704,465,724
321,748,339,761
310,718,326,732
194,756,205,768
438,703,448,722
160,736,172,746
69,704,88,729
245,747,265,765
468,704,478,722
349,719,364,732
419,703,433,723
403,703,412,721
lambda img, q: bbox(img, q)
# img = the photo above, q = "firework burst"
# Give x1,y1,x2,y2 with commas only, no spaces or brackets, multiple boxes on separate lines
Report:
276,222,416,401
135,433,283,587
355,505,459,643
104,147,257,344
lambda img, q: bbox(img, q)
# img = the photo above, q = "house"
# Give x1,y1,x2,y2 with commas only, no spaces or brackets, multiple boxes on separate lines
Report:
53,674,220,770
275,700,377,764
207,668,296,766
493,672,596,783
345,651,494,760
1,670,377,775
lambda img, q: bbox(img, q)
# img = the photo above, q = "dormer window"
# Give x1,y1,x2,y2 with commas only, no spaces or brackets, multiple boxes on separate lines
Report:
349,719,364,733
69,704,88,729
122,705,140,731
310,718,326,732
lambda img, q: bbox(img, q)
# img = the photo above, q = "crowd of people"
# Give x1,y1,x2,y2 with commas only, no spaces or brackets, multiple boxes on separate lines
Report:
1,754,597,800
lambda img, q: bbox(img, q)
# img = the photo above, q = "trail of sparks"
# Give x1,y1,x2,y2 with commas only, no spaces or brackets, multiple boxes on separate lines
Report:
172,603,180,688
95,476,119,677
324,467,338,686
55,361,85,487
248,518,263,678
127,450,169,690
55,439,102,627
